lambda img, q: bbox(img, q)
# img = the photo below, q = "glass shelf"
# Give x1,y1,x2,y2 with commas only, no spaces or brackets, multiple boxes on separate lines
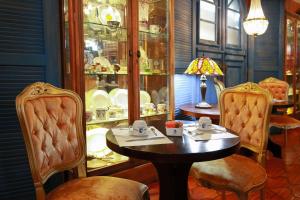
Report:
86,112,168,125
84,71,169,76
87,117,128,125
84,22,167,41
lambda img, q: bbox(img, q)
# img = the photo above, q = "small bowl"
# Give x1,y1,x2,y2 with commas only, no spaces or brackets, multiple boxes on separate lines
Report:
166,127,183,137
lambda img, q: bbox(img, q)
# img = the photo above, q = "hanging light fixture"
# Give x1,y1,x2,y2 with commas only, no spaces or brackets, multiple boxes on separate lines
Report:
243,0,269,36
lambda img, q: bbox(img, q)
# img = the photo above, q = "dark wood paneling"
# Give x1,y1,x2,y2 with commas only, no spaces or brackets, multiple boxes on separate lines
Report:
253,70,280,83
194,0,247,86
248,0,284,82
226,67,242,86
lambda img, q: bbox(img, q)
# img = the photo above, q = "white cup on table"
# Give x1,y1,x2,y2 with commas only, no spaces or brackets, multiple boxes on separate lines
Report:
198,117,212,129
132,120,148,136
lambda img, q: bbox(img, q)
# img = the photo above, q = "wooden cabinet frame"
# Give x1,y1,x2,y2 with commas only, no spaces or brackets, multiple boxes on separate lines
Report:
60,0,175,175
284,12,300,114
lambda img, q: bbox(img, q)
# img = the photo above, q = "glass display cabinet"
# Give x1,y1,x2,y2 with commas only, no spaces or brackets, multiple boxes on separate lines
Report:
62,0,174,175
284,14,300,114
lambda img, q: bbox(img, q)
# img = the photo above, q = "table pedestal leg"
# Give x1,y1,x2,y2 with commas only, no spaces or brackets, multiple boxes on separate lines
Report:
152,162,193,200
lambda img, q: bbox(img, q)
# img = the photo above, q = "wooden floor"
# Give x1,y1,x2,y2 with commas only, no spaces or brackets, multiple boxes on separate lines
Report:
148,128,300,199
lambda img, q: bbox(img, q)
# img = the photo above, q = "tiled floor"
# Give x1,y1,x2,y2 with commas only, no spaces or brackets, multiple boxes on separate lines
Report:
148,128,300,200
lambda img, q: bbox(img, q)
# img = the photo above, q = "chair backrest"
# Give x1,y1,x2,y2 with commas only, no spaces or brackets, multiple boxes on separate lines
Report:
219,82,272,165
258,77,289,100
16,82,86,198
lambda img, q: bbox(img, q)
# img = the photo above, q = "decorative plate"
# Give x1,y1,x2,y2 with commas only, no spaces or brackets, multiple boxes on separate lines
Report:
85,88,97,111
91,89,111,110
86,128,112,158
113,89,128,108
140,90,151,106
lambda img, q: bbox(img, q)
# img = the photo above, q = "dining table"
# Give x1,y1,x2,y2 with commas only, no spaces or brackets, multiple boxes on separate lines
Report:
106,128,240,200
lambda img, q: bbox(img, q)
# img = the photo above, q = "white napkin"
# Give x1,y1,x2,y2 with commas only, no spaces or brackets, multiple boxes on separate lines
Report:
111,126,173,147
184,124,238,141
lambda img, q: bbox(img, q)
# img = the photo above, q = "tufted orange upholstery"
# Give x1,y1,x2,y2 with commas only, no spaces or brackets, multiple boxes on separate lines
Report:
16,82,149,200
258,77,288,101
24,96,81,179
259,77,300,145
190,82,273,200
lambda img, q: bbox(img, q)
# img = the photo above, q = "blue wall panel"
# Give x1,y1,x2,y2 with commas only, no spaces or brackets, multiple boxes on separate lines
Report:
174,0,192,73
174,0,194,119
0,0,61,199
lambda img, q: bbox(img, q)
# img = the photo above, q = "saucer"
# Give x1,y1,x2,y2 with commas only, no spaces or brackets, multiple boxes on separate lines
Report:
197,126,213,131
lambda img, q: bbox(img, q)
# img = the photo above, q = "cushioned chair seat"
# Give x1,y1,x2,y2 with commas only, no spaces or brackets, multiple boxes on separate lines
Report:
47,176,148,200
270,115,300,129
190,154,267,193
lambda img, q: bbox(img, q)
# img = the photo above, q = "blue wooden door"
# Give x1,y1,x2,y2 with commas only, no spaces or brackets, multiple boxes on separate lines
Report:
0,0,61,199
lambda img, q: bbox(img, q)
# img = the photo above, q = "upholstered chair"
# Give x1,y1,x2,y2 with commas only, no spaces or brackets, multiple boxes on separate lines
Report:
259,77,300,145
258,77,288,101
190,82,273,200
16,82,149,200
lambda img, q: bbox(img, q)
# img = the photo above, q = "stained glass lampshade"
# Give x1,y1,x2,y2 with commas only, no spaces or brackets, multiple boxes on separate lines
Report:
185,57,223,108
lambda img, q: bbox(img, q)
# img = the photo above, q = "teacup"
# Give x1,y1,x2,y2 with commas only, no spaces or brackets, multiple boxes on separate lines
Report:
132,120,148,136
198,117,212,129
96,108,107,120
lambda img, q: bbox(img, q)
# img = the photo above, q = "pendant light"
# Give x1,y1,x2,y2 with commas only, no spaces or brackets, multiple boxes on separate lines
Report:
243,0,269,36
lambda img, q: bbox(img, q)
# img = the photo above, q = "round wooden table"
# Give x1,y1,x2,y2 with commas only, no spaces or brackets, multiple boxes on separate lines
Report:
180,104,220,120
180,102,293,158
180,101,293,118
272,100,294,113
106,130,240,200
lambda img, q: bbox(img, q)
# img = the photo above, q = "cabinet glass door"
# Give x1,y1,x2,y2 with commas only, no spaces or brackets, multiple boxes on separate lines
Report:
296,20,300,112
83,0,129,170
138,0,170,129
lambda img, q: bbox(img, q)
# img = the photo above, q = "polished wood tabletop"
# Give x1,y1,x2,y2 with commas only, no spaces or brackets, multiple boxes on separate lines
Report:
180,104,220,119
272,100,293,112
106,130,240,200
180,101,293,119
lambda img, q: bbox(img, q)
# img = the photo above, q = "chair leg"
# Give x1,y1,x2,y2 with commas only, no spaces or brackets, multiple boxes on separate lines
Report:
237,192,248,200
221,190,226,200
260,188,265,200
284,127,288,146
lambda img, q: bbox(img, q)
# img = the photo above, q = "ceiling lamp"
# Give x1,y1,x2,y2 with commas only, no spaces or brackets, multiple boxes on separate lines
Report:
243,0,269,36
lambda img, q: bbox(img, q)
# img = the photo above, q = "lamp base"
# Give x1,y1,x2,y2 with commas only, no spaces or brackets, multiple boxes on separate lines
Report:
195,101,212,109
